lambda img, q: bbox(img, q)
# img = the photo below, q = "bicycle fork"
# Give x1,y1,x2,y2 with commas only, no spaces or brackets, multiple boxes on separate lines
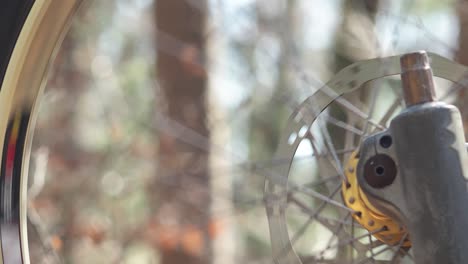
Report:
356,51,468,263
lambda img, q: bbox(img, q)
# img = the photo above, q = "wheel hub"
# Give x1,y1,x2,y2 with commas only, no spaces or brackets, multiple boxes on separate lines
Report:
342,151,411,247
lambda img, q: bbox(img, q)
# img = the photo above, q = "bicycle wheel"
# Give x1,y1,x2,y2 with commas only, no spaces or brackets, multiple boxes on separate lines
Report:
1,1,468,264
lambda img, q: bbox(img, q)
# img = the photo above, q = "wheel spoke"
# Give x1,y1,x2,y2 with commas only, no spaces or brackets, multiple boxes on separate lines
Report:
356,245,394,264
309,130,347,183
323,114,365,136
289,183,355,214
287,184,346,253
390,233,411,263
316,227,387,257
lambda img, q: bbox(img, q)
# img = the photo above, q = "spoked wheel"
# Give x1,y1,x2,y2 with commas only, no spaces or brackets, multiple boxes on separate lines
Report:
2,1,468,264
265,53,468,264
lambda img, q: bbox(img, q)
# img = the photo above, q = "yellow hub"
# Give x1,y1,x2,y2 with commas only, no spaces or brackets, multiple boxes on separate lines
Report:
342,151,411,247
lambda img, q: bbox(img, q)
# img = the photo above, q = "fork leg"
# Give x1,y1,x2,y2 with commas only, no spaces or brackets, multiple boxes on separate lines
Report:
358,51,468,264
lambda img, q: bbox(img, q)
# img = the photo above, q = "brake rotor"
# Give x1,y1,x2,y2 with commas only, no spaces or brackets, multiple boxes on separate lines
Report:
342,151,411,247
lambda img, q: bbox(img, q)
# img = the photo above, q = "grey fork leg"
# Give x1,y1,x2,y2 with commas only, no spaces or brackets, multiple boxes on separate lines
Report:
357,51,468,264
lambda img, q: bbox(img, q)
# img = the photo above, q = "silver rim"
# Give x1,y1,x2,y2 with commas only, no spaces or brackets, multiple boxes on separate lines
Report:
0,1,84,263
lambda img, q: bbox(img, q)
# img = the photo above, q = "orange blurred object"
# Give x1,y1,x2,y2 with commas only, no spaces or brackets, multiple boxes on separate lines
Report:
181,225,204,257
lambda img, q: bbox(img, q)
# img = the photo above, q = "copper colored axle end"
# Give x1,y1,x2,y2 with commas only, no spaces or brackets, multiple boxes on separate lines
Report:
400,51,436,106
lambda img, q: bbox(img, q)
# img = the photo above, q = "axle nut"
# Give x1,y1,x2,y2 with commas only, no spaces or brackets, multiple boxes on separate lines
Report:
363,154,397,188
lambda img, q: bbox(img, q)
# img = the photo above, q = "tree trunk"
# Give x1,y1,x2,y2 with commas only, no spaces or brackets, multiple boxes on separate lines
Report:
154,1,211,264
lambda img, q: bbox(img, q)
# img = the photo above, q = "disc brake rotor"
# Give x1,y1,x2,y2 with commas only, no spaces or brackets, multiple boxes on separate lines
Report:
265,52,468,264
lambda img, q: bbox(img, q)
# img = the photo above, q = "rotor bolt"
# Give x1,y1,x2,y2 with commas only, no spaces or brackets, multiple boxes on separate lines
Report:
368,220,375,226
348,197,355,204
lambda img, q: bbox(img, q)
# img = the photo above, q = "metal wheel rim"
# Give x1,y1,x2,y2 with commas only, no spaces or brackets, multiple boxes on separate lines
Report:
0,1,84,263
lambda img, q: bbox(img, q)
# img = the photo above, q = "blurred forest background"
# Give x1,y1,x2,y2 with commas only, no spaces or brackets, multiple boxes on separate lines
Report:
25,0,467,263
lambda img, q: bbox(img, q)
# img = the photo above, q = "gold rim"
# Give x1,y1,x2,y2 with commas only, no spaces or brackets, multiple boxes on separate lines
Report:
0,0,83,263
